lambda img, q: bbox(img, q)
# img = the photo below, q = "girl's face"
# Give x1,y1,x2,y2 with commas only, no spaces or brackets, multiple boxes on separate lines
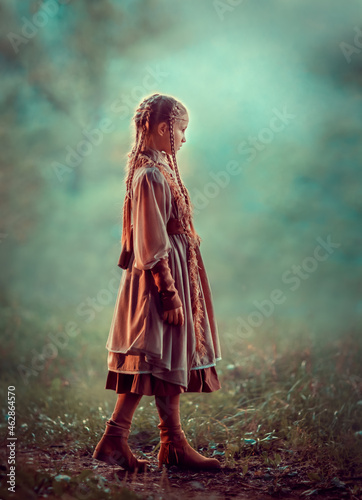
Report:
148,112,189,155
172,112,189,153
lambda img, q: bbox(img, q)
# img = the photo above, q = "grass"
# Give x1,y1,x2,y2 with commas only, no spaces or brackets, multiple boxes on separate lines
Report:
0,301,361,498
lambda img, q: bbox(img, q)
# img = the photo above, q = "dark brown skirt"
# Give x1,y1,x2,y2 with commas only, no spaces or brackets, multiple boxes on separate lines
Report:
105,366,221,396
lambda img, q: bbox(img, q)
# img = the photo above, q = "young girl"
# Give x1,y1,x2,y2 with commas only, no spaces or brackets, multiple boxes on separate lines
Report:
92,93,222,472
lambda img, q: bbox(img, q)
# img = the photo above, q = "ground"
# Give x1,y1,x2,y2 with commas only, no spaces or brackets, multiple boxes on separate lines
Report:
1,437,360,500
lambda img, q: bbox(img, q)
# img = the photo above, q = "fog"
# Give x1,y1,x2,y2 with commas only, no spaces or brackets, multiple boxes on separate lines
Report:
1,0,361,344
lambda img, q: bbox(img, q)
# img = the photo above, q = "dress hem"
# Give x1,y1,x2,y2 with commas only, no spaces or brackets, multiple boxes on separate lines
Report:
105,365,222,396
107,357,222,375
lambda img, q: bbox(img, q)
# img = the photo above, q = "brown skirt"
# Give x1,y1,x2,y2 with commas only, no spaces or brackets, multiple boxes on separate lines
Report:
105,366,221,396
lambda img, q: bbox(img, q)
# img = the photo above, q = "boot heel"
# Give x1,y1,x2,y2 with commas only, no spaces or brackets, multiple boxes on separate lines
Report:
158,428,221,470
92,425,149,472
94,448,148,471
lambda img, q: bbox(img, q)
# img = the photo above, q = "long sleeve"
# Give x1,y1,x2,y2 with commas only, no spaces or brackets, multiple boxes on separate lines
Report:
132,166,172,271
150,257,182,311
132,166,182,311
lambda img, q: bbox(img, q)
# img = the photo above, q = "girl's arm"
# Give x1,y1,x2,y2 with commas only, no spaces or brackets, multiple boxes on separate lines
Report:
133,166,172,270
132,167,183,323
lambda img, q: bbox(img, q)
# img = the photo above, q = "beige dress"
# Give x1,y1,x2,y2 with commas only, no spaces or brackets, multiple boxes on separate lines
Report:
105,147,222,391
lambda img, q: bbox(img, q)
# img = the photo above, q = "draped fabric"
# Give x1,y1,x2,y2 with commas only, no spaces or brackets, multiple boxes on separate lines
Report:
105,147,222,389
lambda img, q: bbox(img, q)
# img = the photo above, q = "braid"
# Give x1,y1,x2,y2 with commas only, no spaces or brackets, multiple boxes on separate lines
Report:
165,152,174,171
167,102,206,357
168,106,196,238
121,95,157,253
126,127,146,196
169,106,194,211
125,92,164,193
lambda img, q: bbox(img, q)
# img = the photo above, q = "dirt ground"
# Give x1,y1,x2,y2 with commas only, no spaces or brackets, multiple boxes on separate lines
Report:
1,439,360,500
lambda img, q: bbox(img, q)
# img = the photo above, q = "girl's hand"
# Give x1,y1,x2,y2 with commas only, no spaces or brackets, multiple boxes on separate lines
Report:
162,306,184,326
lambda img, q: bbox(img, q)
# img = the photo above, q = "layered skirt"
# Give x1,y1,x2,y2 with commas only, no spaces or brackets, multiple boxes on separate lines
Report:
105,365,221,396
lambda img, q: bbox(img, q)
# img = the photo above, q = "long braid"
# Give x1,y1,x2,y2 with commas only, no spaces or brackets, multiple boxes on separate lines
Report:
127,127,146,194
121,97,155,254
169,107,190,201
125,94,160,193
168,103,206,357
168,108,200,242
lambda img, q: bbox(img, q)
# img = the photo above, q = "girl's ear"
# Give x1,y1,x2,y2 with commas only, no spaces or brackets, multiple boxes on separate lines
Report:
157,121,169,137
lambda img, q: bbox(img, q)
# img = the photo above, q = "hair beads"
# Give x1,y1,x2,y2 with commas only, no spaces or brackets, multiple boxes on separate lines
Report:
120,94,207,357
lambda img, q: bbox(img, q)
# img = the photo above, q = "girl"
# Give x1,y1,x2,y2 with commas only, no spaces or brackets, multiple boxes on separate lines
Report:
92,93,222,472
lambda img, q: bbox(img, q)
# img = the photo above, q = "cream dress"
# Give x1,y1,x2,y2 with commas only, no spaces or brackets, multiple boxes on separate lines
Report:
105,147,222,389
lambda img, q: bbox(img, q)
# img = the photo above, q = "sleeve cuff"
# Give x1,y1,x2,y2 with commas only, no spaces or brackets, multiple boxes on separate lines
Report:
160,290,183,311
150,257,182,311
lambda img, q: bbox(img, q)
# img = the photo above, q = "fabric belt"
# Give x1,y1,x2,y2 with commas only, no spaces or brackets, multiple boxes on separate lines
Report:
118,218,186,269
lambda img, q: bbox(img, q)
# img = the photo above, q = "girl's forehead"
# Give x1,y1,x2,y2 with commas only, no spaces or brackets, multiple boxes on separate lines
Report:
176,114,189,125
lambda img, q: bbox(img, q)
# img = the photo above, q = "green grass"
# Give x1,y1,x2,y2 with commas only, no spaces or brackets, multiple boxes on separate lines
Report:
1,302,361,498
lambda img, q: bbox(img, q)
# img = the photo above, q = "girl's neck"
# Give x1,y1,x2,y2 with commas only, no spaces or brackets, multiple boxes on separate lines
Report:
140,146,168,165
141,145,162,154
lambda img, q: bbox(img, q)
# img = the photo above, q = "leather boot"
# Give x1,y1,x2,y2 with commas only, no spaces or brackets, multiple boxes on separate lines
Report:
157,423,221,470
92,419,149,472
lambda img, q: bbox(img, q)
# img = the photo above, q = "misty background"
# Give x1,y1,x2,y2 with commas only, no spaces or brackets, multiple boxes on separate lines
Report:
1,0,361,368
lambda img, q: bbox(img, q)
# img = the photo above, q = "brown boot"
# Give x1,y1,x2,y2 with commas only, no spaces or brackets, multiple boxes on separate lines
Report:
157,423,221,470
93,420,149,472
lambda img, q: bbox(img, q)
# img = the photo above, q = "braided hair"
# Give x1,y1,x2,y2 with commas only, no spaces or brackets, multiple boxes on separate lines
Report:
166,101,199,240
121,95,155,252
120,93,206,357
122,94,191,252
